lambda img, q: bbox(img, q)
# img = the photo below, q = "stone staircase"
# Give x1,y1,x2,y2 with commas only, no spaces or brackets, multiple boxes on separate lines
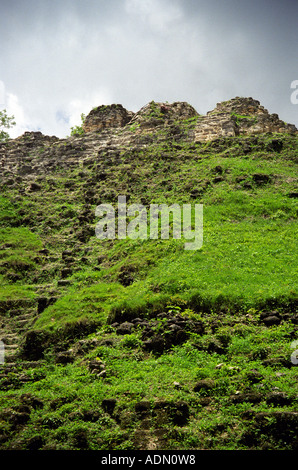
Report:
0,300,38,363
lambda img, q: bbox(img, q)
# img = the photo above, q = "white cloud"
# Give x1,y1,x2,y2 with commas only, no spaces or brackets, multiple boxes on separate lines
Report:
0,0,297,139
0,79,113,138
67,89,113,130
125,0,183,34
4,90,30,138
0,81,5,107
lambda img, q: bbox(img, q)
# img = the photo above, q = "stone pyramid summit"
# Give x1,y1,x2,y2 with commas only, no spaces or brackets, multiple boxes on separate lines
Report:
0,96,296,178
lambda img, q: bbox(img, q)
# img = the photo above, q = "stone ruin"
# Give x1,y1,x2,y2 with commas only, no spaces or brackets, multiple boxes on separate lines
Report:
82,104,134,133
81,97,297,140
0,97,296,178
128,100,198,128
194,97,297,142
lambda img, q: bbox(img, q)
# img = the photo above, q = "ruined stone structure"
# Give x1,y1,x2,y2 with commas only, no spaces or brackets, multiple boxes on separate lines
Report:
128,100,198,129
0,96,297,365
194,97,297,142
82,104,133,133
0,97,296,178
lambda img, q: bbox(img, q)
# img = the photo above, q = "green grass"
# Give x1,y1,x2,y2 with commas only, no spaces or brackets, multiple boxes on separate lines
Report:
35,212,296,330
33,282,124,330
0,130,297,450
0,226,43,288
0,318,296,449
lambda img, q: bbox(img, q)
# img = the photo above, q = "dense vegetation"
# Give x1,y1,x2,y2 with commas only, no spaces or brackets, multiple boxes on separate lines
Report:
0,117,297,450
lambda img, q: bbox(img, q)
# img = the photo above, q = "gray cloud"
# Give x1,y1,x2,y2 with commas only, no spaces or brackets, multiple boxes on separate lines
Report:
0,0,297,137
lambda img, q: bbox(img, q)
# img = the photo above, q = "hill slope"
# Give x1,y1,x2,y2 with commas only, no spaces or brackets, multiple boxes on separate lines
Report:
0,97,297,450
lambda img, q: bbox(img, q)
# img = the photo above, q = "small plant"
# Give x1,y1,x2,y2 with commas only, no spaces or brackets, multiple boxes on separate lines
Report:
121,333,142,349
129,123,140,133
231,112,258,126
181,308,202,321
151,317,168,334
0,109,15,142
70,113,86,136
166,305,181,315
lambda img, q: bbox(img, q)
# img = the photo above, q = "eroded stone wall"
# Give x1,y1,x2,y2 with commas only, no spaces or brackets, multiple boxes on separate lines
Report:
0,97,296,178
82,104,134,133
194,97,297,142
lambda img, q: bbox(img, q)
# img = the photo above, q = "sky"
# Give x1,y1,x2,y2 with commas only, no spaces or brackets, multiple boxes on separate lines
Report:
0,0,297,138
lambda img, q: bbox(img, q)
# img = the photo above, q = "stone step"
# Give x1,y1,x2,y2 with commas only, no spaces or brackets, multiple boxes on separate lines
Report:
4,343,19,361
0,299,36,314
0,360,46,371
13,317,37,331
14,312,37,320
5,308,37,317
4,343,19,351
0,333,20,344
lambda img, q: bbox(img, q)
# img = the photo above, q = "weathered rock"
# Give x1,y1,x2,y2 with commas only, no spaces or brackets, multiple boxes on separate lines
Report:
169,401,190,426
194,97,297,142
129,100,199,129
143,334,166,353
83,104,133,133
27,181,42,192
102,398,117,415
26,435,44,450
55,351,74,364
116,321,134,335
252,411,298,446
117,267,135,286
252,173,271,185
20,330,50,360
153,400,190,426
193,379,216,393
1,97,296,178
230,392,263,404
262,356,291,368
262,315,281,326
245,369,264,383
82,409,101,422
9,410,31,428
266,392,293,406
135,401,151,414
88,358,106,373
20,393,44,409
37,296,57,314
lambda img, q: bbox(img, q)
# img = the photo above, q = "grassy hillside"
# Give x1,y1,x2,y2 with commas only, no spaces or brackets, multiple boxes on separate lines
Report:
0,126,297,450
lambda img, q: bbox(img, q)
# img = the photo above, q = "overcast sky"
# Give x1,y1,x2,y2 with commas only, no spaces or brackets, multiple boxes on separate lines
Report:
1,0,297,138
